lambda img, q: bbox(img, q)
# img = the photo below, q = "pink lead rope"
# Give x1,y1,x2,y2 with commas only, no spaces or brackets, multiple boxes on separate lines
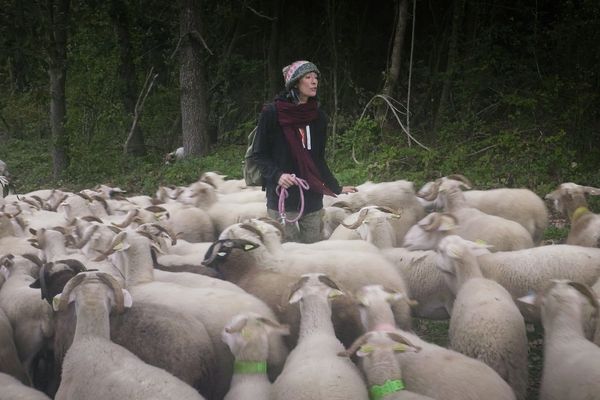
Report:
276,174,310,224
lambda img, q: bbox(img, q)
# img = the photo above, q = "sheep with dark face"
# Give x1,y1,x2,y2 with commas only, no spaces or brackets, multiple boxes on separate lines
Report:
211,220,414,334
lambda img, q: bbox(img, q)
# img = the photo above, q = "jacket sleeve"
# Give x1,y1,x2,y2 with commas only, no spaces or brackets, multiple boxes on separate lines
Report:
313,111,342,195
251,104,282,185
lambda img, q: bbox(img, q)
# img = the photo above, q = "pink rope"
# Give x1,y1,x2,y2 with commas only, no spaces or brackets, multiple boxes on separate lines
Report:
276,175,310,224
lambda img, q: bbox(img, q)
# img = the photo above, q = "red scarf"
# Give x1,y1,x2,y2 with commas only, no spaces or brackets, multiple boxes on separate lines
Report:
275,99,336,196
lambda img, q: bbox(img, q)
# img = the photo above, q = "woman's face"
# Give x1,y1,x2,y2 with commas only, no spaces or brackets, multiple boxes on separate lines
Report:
296,72,318,102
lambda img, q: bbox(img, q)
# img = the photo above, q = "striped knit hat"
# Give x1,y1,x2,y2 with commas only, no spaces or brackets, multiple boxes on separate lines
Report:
282,60,320,90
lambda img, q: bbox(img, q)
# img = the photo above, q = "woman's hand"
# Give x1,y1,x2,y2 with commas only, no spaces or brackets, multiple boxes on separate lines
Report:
278,173,297,189
341,186,358,194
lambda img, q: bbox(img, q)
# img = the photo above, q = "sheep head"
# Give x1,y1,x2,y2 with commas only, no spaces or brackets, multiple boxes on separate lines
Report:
338,330,420,358
53,271,131,314
288,273,344,304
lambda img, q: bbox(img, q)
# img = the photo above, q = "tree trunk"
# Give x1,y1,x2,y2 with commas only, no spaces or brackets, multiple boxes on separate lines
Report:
382,0,409,97
434,0,465,131
267,0,282,97
47,0,71,179
109,0,146,156
179,0,209,157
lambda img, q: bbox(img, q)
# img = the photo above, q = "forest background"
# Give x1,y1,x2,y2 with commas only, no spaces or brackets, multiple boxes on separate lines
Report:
0,0,599,197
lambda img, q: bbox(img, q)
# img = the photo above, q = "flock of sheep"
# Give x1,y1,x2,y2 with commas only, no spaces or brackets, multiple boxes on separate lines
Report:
1,160,600,400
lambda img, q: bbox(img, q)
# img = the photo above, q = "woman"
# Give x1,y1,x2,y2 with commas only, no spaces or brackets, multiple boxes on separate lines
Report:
251,60,357,243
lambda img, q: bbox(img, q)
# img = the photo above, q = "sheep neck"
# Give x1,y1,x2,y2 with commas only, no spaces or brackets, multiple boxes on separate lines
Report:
453,253,483,291
442,188,467,212
364,300,397,331
298,294,335,341
544,303,586,342
364,350,403,387
361,220,396,249
73,287,111,341
121,238,154,286
43,232,68,260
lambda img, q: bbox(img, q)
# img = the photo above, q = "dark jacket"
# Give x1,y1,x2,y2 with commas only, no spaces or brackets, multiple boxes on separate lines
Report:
251,98,341,213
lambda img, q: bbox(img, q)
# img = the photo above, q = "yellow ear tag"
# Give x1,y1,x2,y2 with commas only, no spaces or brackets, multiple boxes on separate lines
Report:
360,345,374,354
243,244,255,251
328,289,343,299
392,343,407,352
113,242,124,251
241,327,252,340
52,294,63,312
475,239,487,245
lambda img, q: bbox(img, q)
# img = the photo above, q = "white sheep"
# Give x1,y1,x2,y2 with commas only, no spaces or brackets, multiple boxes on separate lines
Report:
222,313,289,400
339,330,435,400
326,180,425,218
200,171,260,194
333,206,406,248
354,284,516,400
321,204,353,239
420,179,534,251
270,273,369,400
0,254,54,380
384,241,600,324
419,175,548,243
52,271,206,400
381,247,452,319
0,372,51,400
437,235,529,400
164,146,184,164
545,182,600,248
0,307,30,386
519,280,600,400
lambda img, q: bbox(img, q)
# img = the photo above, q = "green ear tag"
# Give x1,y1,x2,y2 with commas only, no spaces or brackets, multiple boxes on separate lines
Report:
233,361,267,374
369,379,405,400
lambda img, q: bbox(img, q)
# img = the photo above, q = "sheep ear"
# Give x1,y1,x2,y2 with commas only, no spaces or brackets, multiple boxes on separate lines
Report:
52,294,62,311
122,289,133,308
0,265,9,280
438,214,457,231
288,289,303,304
356,344,375,358
517,293,537,306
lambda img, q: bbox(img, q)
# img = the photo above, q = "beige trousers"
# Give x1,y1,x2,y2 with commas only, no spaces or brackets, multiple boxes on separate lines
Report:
267,208,323,243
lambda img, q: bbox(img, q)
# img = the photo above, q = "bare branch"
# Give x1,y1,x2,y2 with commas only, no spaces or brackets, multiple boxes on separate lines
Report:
245,4,275,21
189,30,213,55
123,68,158,155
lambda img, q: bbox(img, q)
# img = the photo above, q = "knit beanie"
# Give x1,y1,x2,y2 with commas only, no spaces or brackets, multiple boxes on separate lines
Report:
282,61,320,90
